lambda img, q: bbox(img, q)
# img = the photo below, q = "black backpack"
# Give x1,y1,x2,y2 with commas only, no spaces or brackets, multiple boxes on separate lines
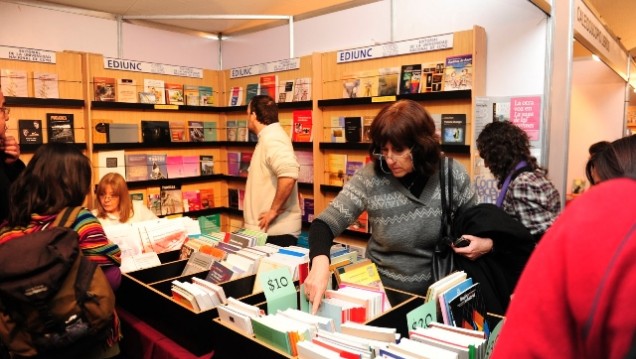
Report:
0,207,116,357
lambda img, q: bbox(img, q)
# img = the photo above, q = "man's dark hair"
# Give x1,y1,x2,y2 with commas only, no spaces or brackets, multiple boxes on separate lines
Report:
249,95,278,125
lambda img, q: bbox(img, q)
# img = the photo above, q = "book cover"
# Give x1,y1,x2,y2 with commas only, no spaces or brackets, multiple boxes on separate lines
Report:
228,86,243,106
345,160,364,183
46,113,75,143
33,72,59,99
108,123,138,143
342,75,360,98
357,69,379,97
228,188,239,209
430,114,443,141
239,151,253,178
295,150,314,184
344,116,362,143
147,154,168,180
205,260,235,284
302,197,314,223
93,76,116,101
245,83,260,104
421,61,445,92
125,153,149,182
147,187,162,216
292,77,311,101
0,69,28,97
96,150,125,181
291,110,312,142
278,80,294,103
184,84,200,106
258,74,278,99
138,91,156,104
199,188,215,209
92,119,113,144
166,155,183,179
330,116,345,143
444,54,473,91
227,151,241,176
377,67,399,96
448,282,490,335
169,120,187,142
226,120,238,142
141,120,171,144
362,116,373,143
144,79,166,104
198,213,220,233
236,119,248,142
117,78,137,103
165,83,184,105
493,101,511,122
203,121,218,141
440,277,474,325
182,155,201,177
238,189,245,210
441,114,467,145
198,86,214,106
18,119,42,145
200,155,214,175
327,154,347,186
160,185,184,215
182,190,201,212
188,121,204,142
399,64,422,95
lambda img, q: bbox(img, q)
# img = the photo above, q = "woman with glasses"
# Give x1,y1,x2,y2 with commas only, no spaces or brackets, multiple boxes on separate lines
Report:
0,87,25,223
304,100,478,313
93,172,157,225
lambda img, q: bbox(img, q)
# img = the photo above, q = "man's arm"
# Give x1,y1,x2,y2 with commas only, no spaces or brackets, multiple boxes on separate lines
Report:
258,176,296,231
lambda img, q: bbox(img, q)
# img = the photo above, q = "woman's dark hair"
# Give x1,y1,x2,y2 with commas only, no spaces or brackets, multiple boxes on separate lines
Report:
249,95,278,125
7,143,92,226
369,99,441,177
476,121,540,186
590,134,636,183
588,140,610,156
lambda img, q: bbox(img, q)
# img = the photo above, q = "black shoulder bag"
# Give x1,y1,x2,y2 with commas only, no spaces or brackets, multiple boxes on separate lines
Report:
432,157,456,282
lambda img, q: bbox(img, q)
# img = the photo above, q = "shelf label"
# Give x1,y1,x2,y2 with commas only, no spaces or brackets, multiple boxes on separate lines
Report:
154,104,179,110
372,96,396,103
260,267,297,314
104,57,203,78
230,57,301,78
336,33,454,63
406,300,437,330
0,45,56,63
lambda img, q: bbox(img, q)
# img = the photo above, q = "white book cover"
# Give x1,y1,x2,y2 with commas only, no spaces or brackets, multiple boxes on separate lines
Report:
96,149,126,181
117,78,137,103
143,78,166,104
1,69,28,97
33,72,59,99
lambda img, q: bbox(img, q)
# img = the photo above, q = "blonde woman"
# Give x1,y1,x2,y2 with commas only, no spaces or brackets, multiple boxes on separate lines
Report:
93,172,157,225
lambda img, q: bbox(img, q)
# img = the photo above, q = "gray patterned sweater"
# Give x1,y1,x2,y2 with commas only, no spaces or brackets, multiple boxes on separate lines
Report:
316,159,477,295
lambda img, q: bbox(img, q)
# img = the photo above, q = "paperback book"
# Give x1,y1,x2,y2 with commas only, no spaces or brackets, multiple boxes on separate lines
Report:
344,117,362,143
117,78,137,103
291,110,312,142
258,74,278,99
184,85,200,106
144,79,166,104
203,121,218,141
444,54,473,91
188,121,204,142
199,86,214,106
46,113,75,143
33,72,59,99
377,67,399,96
200,155,214,175
147,154,168,180
165,83,184,105
141,120,171,144
160,185,184,215
440,114,467,145
0,69,28,97
292,77,311,101
399,64,422,95
93,77,116,101
245,83,260,105
421,62,445,92
278,80,295,103
18,119,42,144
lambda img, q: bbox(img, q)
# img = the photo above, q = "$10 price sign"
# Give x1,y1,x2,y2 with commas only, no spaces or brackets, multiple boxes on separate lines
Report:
259,267,297,314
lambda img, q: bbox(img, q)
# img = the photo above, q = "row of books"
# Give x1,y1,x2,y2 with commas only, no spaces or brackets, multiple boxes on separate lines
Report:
329,115,373,143
341,54,473,98
228,75,312,106
0,69,59,99
325,153,369,186
145,185,216,217
18,114,74,144
93,77,215,106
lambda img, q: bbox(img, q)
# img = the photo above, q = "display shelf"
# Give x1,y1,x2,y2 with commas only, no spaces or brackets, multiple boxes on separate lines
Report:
22,143,87,153
317,90,471,107
125,174,225,190
5,96,85,108
91,101,224,113
92,142,227,151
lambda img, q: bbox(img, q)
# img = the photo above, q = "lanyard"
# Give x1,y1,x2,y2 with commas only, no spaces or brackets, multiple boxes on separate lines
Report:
496,161,528,207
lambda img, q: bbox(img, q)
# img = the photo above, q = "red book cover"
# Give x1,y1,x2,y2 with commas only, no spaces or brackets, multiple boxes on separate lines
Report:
291,110,312,142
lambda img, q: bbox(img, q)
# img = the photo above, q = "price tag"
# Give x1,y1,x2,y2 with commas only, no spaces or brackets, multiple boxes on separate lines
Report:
154,104,179,110
371,95,396,103
259,267,297,314
406,300,437,331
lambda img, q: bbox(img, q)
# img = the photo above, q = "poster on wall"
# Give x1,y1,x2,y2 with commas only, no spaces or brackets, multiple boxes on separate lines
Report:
472,95,544,204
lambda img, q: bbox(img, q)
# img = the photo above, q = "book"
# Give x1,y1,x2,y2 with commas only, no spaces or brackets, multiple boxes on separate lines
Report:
117,78,137,103
327,154,347,186
440,114,467,145
33,72,59,99
342,75,360,98
226,120,238,142
347,211,368,233
144,79,166,104
93,76,116,101
362,116,373,143
165,83,184,105
295,150,314,184
199,86,214,106
292,77,311,101
46,113,74,143
199,188,215,209
96,150,125,181
278,80,295,103
188,121,204,142
439,277,474,325
356,69,379,97
166,155,183,179
345,160,364,183
377,67,399,96
291,110,312,142
203,121,218,141
169,120,187,142
160,185,184,215
125,153,149,182
147,154,168,180
236,120,248,142
344,116,362,143
239,152,253,178
258,74,278,99
200,155,214,175
108,123,138,143
138,91,156,104
18,119,42,144
302,197,314,223
448,283,490,335
399,64,422,95
228,86,243,106
421,61,445,92
141,120,171,144
444,54,473,91
182,155,200,177
228,188,239,209
147,187,162,216
0,69,28,97
92,119,113,144
227,151,241,176
184,84,200,106
245,83,260,104
182,190,202,212
330,116,345,143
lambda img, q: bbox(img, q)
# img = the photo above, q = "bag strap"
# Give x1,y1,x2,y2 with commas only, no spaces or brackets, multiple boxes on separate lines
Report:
50,206,83,229
439,157,454,243
495,161,529,207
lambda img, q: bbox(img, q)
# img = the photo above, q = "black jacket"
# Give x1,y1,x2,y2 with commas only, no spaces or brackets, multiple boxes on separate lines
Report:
0,159,26,223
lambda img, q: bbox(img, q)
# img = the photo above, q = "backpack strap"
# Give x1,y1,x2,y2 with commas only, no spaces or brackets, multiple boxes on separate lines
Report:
51,207,83,229
439,157,454,243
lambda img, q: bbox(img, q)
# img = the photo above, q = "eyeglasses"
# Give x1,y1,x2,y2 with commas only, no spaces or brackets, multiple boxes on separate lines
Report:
0,107,10,116
372,148,413,162
99,194,119,201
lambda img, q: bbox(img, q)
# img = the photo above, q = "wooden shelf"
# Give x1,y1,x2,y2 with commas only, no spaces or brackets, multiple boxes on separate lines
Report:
6,97,84,108
319,142,470,154
93,142,228,151
22,142,87,153
91,101,224,113
126,174,224,189
317,90,471,107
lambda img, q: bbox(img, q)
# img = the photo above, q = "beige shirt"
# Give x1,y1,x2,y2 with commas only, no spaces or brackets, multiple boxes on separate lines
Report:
93,200,158,226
